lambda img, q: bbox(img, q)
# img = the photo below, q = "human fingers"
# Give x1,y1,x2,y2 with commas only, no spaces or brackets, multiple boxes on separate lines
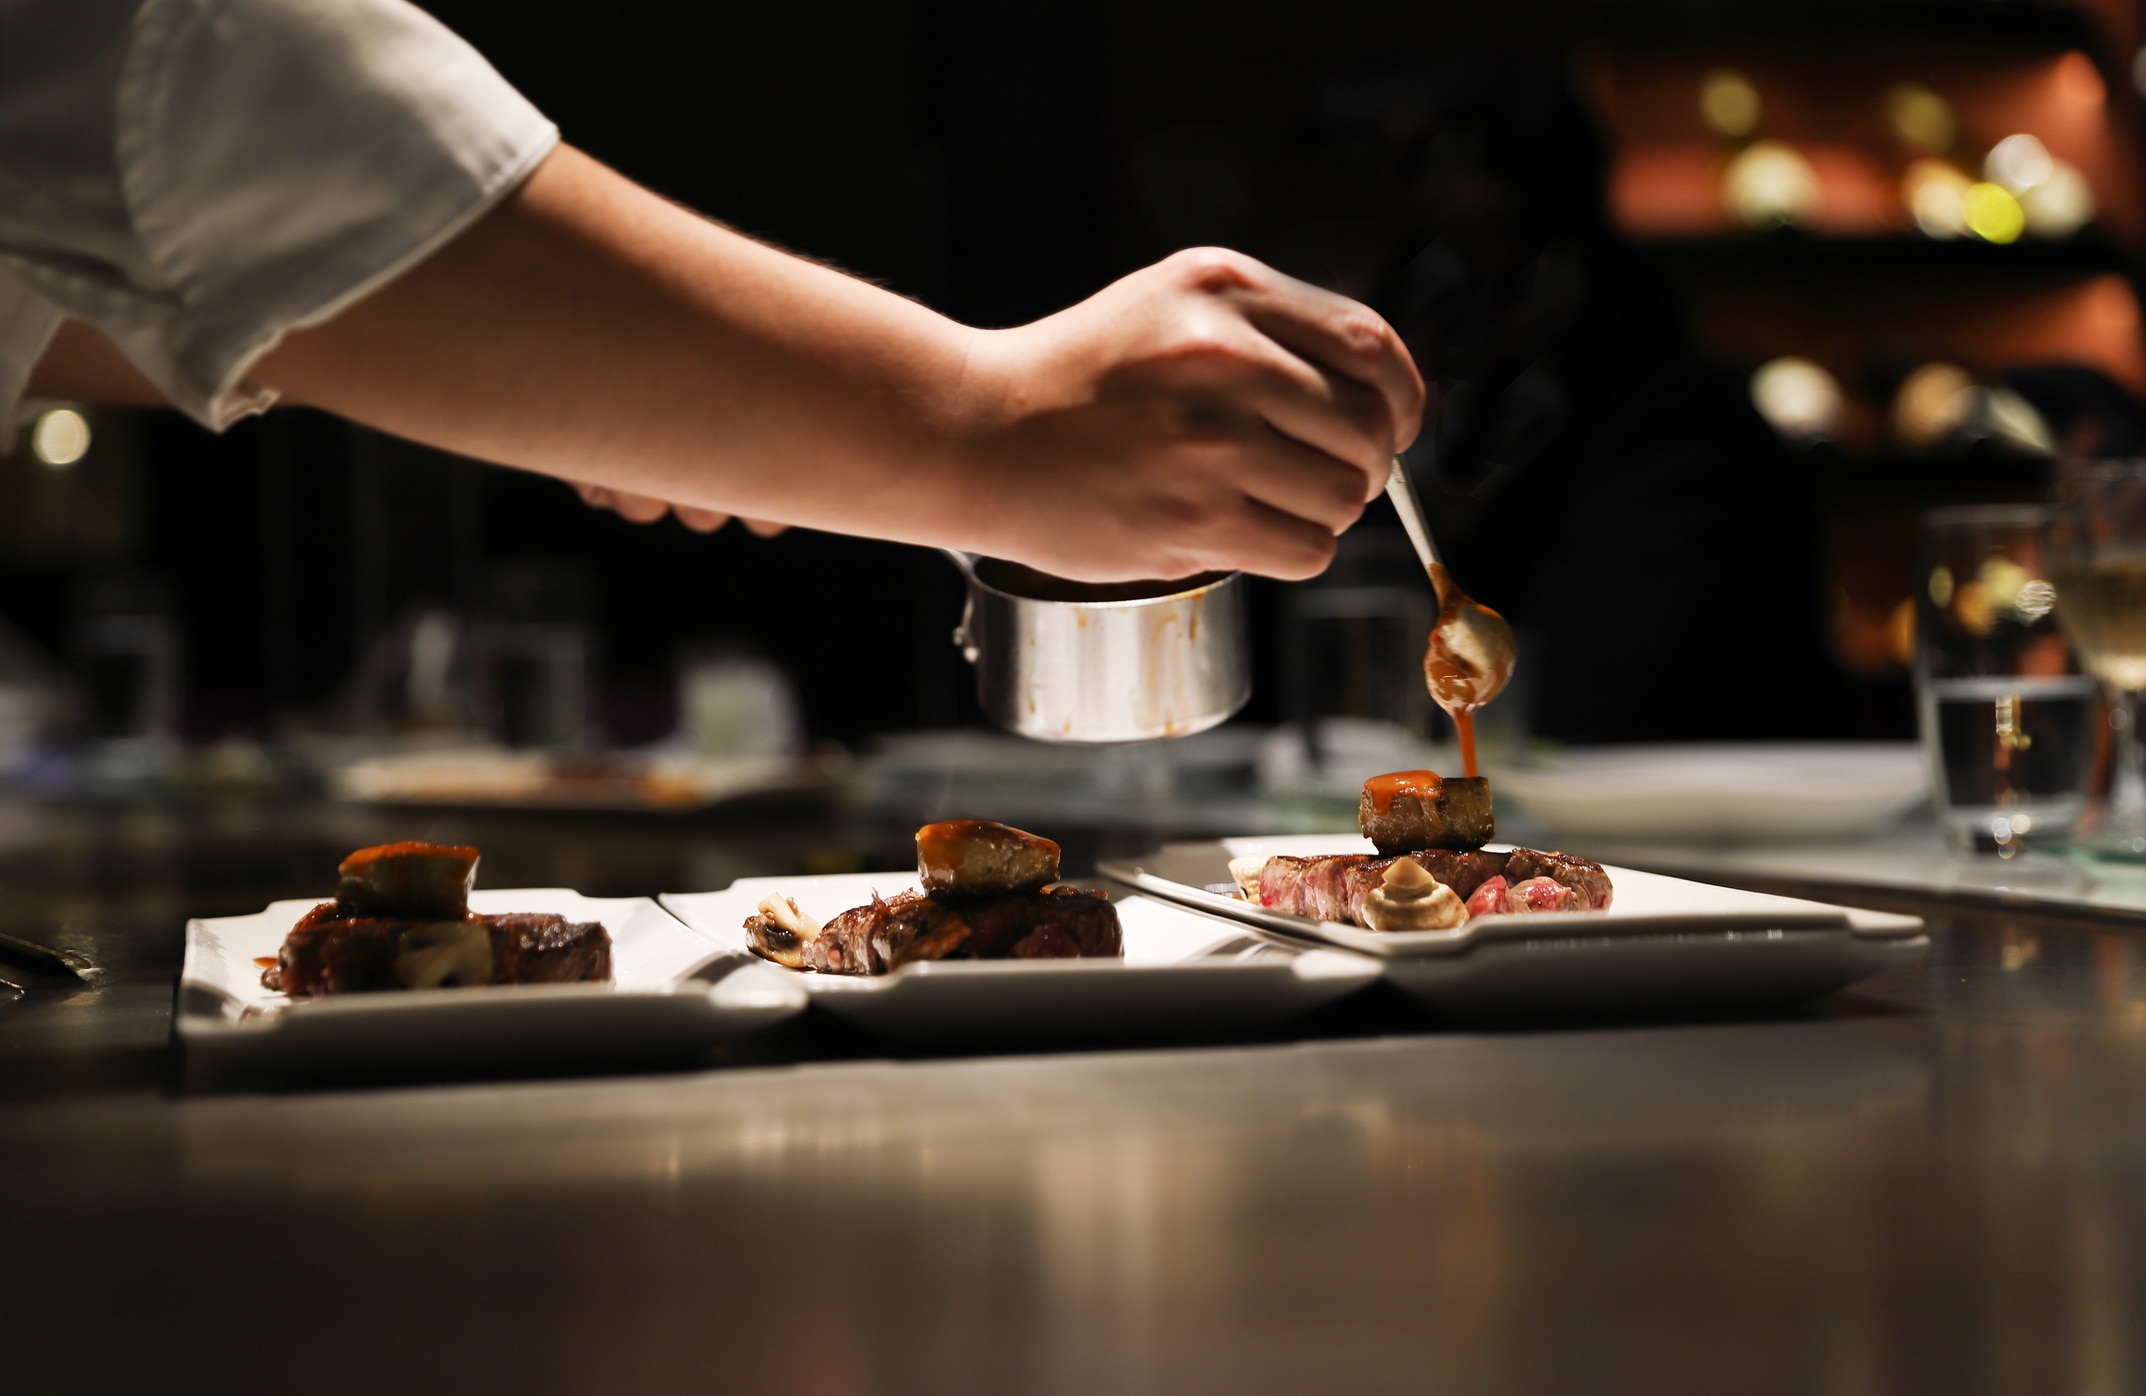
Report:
672,504,734,533
1193,422,1372,536
1196,494,1342,581
742,518,789,538
568,480,668,523
604,489,673,524
1214,342,1400,493
1229,269,1425,452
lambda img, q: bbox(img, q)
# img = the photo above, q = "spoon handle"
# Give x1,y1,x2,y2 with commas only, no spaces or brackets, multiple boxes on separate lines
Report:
1384,458,1443,573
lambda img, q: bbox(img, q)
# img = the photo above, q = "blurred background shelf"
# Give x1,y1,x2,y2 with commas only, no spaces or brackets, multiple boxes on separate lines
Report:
5,0,2146,790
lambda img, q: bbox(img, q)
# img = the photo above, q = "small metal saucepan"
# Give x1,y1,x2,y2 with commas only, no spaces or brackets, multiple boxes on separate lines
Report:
942,551,1251,743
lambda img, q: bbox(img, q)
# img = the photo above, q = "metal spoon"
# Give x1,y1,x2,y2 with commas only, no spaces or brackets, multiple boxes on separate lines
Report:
1385,458,1516,716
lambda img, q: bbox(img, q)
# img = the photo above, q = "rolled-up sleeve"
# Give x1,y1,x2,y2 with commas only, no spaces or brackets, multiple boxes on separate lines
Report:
0,0,558,429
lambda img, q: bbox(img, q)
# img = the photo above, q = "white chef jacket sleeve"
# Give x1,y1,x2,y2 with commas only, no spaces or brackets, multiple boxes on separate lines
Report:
0,0,559,431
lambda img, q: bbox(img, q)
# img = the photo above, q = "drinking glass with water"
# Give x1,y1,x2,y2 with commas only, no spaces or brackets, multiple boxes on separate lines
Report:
2047,461,2146,859
1916,505,2098,855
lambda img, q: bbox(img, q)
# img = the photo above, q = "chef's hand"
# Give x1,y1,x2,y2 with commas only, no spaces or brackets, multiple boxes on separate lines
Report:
568,481,787,536
958,247,1424,582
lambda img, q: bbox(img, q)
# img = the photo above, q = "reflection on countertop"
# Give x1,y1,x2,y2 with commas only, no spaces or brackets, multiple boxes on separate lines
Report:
13,912,2146,1391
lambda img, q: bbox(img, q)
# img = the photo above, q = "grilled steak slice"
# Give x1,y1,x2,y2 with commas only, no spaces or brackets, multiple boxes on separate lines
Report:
1358,772,1494,855
483,913,612,984
1464,876,1508,919
1255,850,1506,925
336,841,480,919
961,886,1122,959
1410,849,1511,901
1503,848,1613,910
1251,847,1606,926
916,819,1061,895
265,905,611,995
744,884,1121,976
745,888,961,975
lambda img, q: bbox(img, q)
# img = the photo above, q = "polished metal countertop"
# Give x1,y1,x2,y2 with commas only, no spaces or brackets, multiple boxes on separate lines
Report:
6,799,2145,1392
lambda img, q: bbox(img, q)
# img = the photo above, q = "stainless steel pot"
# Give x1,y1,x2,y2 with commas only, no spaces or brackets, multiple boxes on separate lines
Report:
943,552,1251,743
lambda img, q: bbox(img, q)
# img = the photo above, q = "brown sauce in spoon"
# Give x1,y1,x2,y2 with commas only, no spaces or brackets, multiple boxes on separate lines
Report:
1421,563,1514,779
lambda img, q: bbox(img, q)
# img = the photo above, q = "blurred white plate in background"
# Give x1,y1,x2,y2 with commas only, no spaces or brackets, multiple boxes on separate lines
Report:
1492,743,1926,844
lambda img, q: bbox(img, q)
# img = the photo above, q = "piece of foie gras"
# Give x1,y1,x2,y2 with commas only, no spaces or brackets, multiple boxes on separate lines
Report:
336,841,481,919
916,819,1060,896
1358,771,1494,855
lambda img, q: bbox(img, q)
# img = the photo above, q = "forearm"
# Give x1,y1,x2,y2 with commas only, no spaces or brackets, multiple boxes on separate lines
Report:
254,144,996,547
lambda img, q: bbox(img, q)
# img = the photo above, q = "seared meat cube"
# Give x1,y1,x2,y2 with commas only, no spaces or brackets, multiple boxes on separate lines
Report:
1358,771,1494,854
483,912,613,984
915,819,1060,895
1504,848,1613,910
336,841,480,919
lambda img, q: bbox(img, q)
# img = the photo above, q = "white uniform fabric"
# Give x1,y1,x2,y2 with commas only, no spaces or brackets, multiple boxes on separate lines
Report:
0,0,557,430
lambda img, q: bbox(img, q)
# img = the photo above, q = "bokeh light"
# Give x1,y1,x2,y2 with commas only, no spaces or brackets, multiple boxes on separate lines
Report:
1892,362,1975,448
1723,140,1819,229
1884,84,1955,153
1750,357,1845,441
1903,158,1970,238
29,407,89,468
1984,134,2053,193
1699,70,1761,138
2021,161,2095,238
1963,182,2025,243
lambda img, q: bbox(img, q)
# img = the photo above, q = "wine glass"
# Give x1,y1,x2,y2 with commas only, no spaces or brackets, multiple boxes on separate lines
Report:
2045,460,2146,858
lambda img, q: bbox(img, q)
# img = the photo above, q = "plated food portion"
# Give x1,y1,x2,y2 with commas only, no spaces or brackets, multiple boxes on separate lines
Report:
744,820,1124,975
262,841,613,996
1226,770,1613,931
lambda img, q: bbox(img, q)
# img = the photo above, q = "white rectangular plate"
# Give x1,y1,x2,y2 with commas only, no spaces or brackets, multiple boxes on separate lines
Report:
661,873,1381,1043
180,888,807,1079
1098,837,1928,1016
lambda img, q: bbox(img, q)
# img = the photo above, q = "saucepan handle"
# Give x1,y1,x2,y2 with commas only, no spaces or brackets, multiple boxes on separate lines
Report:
940,549,981,663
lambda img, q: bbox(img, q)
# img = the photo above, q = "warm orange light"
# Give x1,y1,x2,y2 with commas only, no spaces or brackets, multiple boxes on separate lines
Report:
2054,51,2106,109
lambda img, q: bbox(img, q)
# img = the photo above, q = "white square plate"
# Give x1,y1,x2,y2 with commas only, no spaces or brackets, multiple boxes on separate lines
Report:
1098,837,1928,1016
661,873,1380,1043
179,888,807,1080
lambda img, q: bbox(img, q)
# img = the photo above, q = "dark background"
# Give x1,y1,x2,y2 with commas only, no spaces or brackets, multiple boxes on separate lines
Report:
5,0,2135,751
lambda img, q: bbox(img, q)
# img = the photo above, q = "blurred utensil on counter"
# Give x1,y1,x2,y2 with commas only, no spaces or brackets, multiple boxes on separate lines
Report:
328,746,839,813
942,551,1250,744
1385,459,1515,775
0,930,101,984
1919,505,2095,856
1495,743,1927,844
2047,463,2146,859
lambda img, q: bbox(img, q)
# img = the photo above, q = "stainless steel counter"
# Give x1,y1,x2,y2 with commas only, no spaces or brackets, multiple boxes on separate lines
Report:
6,799,2146,1392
